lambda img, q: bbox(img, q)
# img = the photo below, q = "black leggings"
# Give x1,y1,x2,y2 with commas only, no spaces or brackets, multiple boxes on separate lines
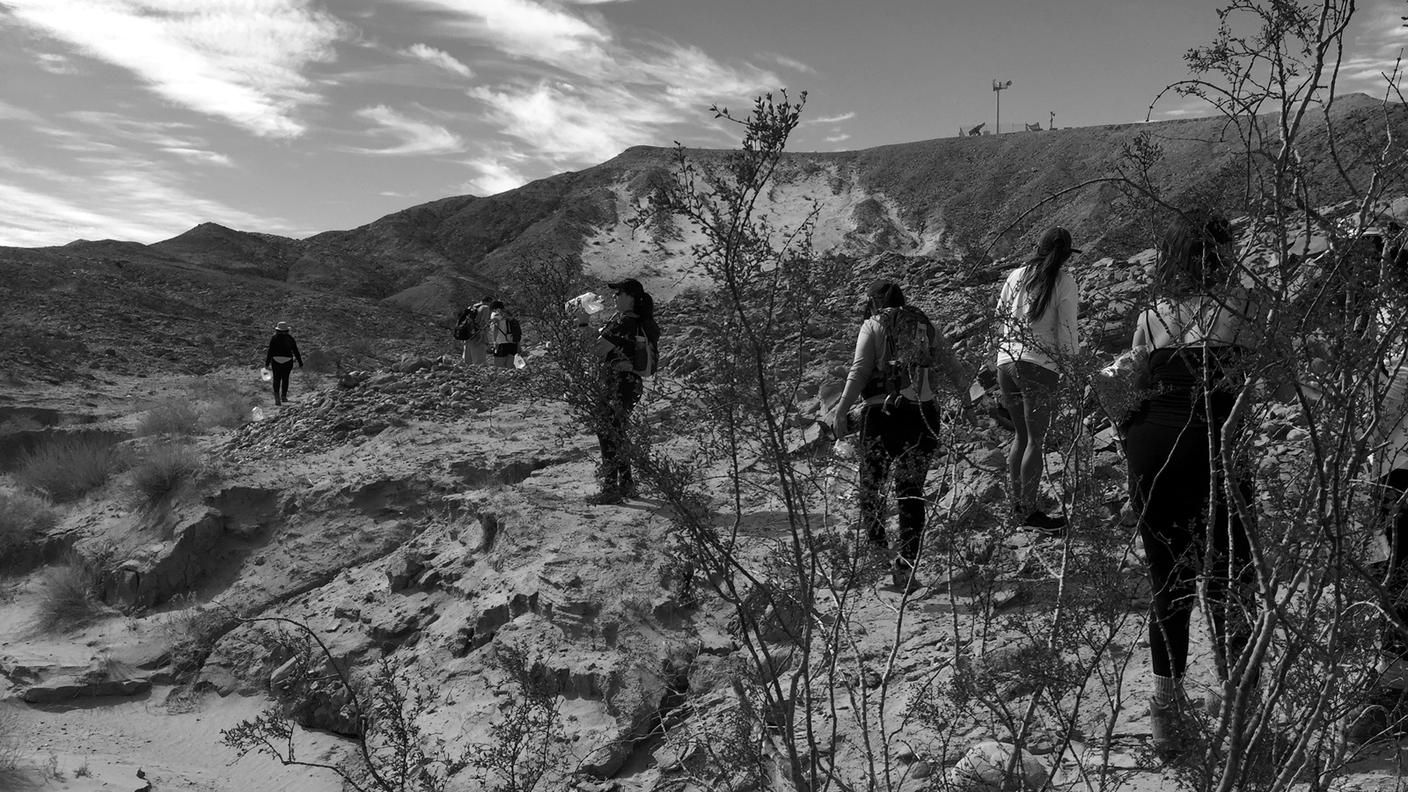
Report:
1380,470,1408,659
595,372,643,488
1126,417,1255,680
857,400,941,563
271,360,294,400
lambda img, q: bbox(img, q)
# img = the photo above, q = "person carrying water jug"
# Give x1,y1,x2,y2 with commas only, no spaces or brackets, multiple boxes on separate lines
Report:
589,278,660,505
264,321,303,406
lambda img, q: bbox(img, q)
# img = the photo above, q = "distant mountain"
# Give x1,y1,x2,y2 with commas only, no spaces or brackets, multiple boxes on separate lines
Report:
2,93,1404,380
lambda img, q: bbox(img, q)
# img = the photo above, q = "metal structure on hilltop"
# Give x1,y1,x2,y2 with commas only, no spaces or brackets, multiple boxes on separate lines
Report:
992,79,1012,135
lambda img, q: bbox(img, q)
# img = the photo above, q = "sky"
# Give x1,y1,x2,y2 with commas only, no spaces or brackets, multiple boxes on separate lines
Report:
1,0,1405,247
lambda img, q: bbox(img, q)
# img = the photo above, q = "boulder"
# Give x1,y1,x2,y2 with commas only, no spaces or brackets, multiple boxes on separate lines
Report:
948,741,1050,792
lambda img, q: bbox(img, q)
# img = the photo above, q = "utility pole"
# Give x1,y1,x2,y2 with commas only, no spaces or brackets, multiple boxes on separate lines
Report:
992,79,1011,134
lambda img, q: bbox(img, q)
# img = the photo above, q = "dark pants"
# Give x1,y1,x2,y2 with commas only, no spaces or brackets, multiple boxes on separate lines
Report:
596,371,643,492
857,400,942,564
1126,418,1255,680
1379,470,1408,660
271,360,294,402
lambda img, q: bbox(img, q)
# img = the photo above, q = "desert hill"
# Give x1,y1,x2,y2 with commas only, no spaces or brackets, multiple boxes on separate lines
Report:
2,94,1403,385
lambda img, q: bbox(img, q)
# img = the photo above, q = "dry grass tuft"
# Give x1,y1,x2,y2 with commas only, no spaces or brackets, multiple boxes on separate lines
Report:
0,481,57,572
14,434,123,503
33,553,108,633
130,444,202,506
138,399,201,437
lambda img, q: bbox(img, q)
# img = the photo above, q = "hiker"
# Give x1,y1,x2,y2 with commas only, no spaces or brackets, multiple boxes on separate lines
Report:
1122,209,1260,759
590,278,660,505
994,226,1081,534
829,281,969,592
487,300,520,368
457,297,493,365
264,321,303,406
1345,225,1408,743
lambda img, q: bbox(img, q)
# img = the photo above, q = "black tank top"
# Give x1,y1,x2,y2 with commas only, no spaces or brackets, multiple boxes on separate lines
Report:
1135,346,1241,429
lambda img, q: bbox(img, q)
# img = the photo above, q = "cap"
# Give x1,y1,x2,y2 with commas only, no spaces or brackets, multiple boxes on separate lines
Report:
866,280,905,309
1037,226,1081,255
606,277,646,297
274,321,291,331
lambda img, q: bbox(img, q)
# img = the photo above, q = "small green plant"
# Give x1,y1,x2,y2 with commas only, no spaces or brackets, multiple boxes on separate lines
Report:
137,399,200,437
0,481,57,571
130,443,201,506
33,552,108,633
14,434,123,502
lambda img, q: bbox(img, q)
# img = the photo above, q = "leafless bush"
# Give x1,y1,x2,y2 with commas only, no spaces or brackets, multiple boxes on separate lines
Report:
32,550,109,633
138,398,201,437
0,479,57,572
129,442,202,507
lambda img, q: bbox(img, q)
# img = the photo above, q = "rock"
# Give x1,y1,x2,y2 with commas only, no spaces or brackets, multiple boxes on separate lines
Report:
22,674,151,703
948,741,1049,792
387,551,427,591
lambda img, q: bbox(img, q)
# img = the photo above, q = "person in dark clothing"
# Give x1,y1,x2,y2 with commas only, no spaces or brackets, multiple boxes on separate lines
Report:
264,321,303,406
589,278,659,505
829,281,969,592
1123,209,1260,759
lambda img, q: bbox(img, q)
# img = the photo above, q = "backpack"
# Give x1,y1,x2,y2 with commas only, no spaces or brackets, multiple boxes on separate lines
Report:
508,316,522,345
869,305,937,400
454,304,482,341
631,330,658,378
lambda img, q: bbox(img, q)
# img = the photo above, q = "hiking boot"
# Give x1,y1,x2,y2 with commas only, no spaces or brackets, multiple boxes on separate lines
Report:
1150,695,1190,760
1022,510,1068,537
891,560,924,594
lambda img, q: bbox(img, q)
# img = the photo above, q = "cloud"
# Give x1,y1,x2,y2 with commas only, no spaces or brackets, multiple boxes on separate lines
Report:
470,80,674,162
825,133,851,143
3,0,346,138
0,152,288,246
402,43,474,77
35,52,78,75
395,0,611,76
0,101,43,123
464,156,529,195
808,111,856,125
352,105,465,155
163,147,235,167
767,53,814,74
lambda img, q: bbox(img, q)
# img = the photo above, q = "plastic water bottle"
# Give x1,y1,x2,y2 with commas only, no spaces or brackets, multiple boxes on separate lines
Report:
513,354,527,369
251,407,265,422
260,367,272,382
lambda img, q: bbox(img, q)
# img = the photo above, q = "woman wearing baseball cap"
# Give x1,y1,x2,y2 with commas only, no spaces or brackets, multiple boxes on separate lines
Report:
590,278,660,504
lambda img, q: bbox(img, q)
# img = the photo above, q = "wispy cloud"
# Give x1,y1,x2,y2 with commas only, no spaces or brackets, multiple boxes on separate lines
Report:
767,52,814,74
0,101,43,123
352,105,465,155
825,133,851,143
1340,3,1408,87
163,147,235,167
402,43,474,77
464,155,529,195
397,0,611,76
3,0,346,138
470,80,673,162
0,152,287,246
35,52,78,75
808,111,856,125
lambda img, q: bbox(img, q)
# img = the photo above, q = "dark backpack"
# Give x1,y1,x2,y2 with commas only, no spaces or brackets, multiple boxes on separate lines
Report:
507,316,522,345
869,305,936,399
454,304,482,341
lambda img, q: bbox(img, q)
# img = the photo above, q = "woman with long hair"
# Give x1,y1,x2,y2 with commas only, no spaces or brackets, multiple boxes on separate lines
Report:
831,281,969,592
1124,208,1258,759
995,226,1081,534
590,278,660,505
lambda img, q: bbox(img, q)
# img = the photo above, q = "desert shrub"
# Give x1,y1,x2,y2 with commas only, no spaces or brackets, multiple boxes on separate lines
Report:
13,434,123,502
198,390,251,430
33,552,107,633
0,483,57,571
130,443,201,506
0,703,19,772
138,399,201,437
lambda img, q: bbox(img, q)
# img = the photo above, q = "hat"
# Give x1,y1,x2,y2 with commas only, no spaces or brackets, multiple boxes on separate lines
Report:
274,321,291,332
1036,226,1081,255
606,277,646,297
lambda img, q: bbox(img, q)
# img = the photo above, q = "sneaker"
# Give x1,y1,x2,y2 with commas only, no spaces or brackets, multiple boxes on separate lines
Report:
1022,510,1068,537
